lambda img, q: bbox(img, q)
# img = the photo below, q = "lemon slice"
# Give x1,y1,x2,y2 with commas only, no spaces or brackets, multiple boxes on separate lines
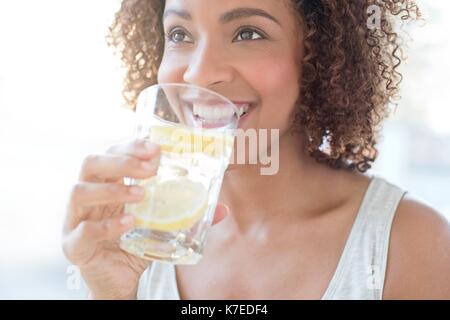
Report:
132,176,208,232
149,125,233,158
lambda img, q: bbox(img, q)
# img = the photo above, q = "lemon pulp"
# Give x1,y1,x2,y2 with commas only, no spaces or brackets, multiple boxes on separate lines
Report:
132,176,208,232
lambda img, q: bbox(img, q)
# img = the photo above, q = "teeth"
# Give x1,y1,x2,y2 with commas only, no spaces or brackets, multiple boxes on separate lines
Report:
236,104,249,117
193,104,250,120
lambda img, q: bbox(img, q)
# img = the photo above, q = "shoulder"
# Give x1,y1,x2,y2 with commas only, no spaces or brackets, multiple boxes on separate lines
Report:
383,194,450,299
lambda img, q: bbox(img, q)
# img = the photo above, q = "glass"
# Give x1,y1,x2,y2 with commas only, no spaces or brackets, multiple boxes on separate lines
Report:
120,83,239,264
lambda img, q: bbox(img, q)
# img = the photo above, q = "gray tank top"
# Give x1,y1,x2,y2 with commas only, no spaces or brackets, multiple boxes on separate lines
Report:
137,175,407,300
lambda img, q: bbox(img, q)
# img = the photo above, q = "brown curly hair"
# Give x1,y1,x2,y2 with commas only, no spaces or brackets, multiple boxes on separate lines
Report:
107,0,420,173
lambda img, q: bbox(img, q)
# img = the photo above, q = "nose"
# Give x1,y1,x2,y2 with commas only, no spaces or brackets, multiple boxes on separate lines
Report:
183,40,234,88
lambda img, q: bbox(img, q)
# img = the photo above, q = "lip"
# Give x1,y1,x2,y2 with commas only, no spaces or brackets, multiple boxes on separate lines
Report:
189,99,255,114
236,103,257,129
231,101,253,105
185,99,254,108
185,98,228,105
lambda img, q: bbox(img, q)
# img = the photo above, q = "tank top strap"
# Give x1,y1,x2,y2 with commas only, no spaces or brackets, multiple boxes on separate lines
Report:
321,175,408,300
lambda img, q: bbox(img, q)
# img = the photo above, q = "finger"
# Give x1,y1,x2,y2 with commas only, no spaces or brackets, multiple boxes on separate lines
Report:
212,203,230,225
66,182,144,229
106,139,160,160
70,182,146,207
63,214,135,266
79,152,160,182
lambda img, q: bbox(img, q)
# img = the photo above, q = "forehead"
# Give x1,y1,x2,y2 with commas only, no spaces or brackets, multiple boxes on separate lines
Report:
164,0,296,23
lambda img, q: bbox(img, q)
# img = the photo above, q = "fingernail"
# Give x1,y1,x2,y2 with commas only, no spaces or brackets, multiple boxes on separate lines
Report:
129,186,144,196
120,215,134,225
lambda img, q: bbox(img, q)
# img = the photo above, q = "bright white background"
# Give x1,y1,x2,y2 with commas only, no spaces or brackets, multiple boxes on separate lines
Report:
0,0,449,299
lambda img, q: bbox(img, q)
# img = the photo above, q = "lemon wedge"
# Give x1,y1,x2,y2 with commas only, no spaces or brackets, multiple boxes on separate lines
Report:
132,176,208,232
148,125,233,158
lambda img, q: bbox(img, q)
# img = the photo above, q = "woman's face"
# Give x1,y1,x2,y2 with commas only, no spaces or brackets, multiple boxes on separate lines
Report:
158,0,303,134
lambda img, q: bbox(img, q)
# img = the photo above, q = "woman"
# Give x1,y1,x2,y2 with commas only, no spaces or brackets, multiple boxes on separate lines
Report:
62,0,450,299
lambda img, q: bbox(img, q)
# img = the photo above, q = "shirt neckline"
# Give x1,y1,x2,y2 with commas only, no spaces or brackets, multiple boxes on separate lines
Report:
169,174,378,300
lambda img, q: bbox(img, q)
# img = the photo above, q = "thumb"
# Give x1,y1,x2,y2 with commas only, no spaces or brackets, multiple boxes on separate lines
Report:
212,203,230,225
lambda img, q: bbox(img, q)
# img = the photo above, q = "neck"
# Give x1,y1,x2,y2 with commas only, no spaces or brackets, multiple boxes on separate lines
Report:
219,129,350,234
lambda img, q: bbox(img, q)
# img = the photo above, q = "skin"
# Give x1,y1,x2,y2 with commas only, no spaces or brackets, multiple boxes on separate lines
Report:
159,0,450,299
62,141,228,299
63,0,450,299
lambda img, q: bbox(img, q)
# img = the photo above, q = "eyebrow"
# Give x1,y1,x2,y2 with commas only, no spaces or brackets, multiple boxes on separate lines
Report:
163,7,281,27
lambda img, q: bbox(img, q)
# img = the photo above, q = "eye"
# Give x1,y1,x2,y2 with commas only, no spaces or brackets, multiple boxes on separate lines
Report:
165,27,193,44
233,27,266,42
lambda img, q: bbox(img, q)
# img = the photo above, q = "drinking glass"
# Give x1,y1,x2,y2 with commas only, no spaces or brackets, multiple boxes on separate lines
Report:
120,83,239,264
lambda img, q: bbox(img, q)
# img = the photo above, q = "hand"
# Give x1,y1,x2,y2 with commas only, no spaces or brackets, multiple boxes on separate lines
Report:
62,139,229,299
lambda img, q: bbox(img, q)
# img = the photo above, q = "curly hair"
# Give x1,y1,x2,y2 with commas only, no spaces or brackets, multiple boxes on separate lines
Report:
107,0,420,173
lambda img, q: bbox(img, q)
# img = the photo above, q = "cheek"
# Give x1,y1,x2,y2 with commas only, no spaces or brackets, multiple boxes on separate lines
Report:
157,45,301,132
242,53,300,129
157,53,187,84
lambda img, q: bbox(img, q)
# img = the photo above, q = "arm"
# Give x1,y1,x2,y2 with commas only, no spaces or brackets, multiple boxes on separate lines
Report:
383,195,450,299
